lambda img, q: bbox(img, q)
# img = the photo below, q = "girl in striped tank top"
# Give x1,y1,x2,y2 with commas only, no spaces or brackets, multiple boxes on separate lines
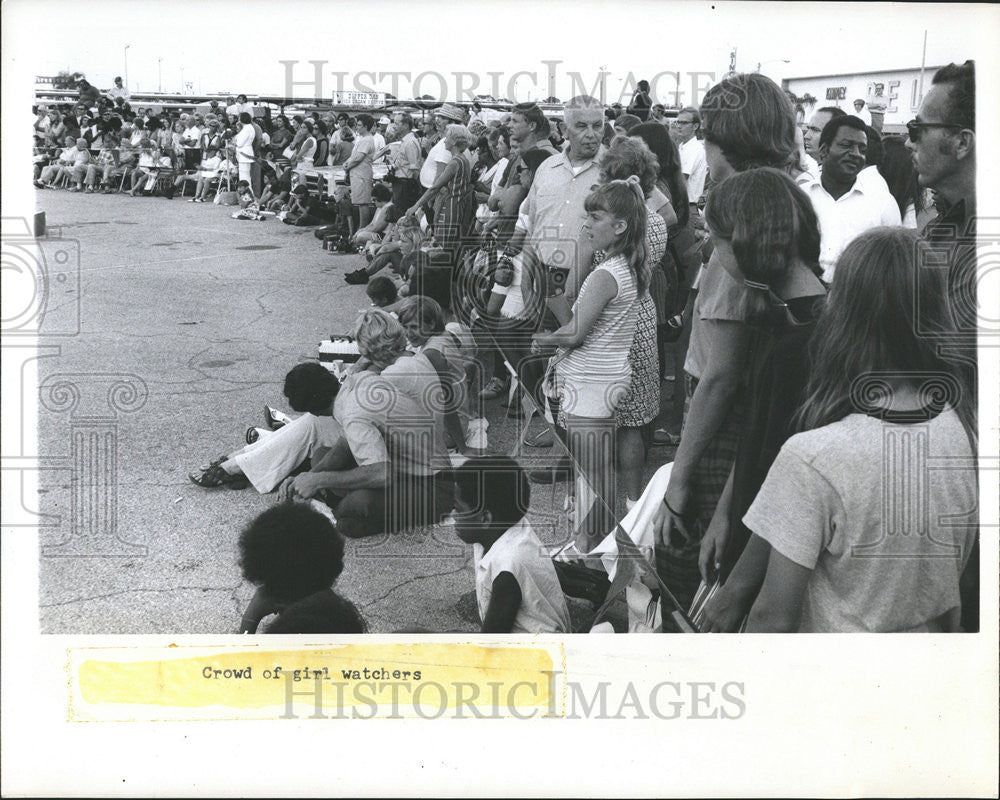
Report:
531,177,647,549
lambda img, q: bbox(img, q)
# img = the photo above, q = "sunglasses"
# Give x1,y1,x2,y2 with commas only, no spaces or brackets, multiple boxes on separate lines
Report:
906,120,963,143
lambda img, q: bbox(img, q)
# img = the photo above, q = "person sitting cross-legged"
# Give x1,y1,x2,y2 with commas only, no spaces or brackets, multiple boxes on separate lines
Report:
278,309,455,539
189,363,342,492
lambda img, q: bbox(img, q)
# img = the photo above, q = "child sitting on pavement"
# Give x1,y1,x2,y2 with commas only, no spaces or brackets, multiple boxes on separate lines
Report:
452,456,571,633
238,503,366,633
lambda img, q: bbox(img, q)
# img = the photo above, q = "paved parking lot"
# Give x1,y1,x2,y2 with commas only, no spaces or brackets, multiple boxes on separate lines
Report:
33,190,672,633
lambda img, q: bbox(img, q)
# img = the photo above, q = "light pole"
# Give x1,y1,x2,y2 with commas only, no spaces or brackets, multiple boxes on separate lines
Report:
756,58,790,73
158,57,163,93
599,65,607,106
124,44,130,90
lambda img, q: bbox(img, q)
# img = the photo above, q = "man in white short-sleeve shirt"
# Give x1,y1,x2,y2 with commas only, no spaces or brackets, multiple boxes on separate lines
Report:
802,114,900,280
672,106,707,205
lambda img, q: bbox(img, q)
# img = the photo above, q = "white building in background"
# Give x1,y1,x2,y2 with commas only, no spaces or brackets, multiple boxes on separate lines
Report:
783,65,945,133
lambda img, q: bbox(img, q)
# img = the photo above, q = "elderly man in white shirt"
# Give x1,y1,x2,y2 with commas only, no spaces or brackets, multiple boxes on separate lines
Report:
802,114,900,281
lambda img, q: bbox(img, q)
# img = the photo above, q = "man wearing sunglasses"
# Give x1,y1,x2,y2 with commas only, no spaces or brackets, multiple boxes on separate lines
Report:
908,60,978,635
908,61,976,246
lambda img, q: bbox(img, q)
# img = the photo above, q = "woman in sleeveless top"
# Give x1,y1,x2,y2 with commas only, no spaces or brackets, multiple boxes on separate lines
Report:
531,179,647,551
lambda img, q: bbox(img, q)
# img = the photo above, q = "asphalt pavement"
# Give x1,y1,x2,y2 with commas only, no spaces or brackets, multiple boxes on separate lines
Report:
33,189,668,634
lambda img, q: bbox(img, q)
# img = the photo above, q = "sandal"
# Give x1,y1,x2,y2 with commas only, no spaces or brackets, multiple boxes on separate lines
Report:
189,462,249,489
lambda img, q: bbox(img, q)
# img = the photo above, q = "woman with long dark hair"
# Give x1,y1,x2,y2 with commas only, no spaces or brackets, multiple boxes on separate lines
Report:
877,136,926,229
711,228,977,632
630,121,689,227
680,168,825,629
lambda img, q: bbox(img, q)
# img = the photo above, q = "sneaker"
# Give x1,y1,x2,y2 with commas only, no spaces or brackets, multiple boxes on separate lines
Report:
344,269,370,285
265,405,294,431
479,376,509,401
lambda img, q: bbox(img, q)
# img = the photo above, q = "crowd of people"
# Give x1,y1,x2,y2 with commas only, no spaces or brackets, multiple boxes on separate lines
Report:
37,65,979,635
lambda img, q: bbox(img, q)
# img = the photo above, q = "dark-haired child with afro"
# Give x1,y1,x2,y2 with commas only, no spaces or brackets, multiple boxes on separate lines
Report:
190,362,341,492
238,503,366,633
452,456,570,633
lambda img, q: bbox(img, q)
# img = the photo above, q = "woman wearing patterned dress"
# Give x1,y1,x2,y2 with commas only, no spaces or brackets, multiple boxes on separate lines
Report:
597,137,668,510
406,124,475,271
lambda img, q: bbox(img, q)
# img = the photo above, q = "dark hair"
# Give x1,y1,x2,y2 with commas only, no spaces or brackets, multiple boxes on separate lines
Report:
239,112,252,124
637,79,650,92
237,93,247,102
336,112,350,123
583,180,648,294
355,114,374,132
512,102,550,137
396,294,445,344
396,114,412,130
372,182,392,202
793,227,975,446
630,122,690,226
316,119,329,136
283,362,340,413
520,148,554,173
614,113,642,133
818,113,868,149
238,504,345,602
700,73,797,171
366,276,398,305
265,589,367,633
454,456,530,527
817,106,847,119
705,168,822,327
864,125,883,167
878,136,924,218
932,61,975,130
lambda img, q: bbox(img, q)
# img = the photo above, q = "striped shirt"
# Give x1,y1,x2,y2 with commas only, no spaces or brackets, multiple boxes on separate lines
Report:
556,253,638,387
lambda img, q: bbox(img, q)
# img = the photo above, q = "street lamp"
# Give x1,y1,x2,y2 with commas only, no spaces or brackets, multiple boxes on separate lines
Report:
599,65,607,106
756,58,790,73
124,44,130,89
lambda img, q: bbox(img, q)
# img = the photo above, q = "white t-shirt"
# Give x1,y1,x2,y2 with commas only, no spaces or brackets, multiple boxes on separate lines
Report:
419,139,451,188
234,124,256,163
679,137,707,203
474,520,571,633
372,132,386,152
802,175,902,281
744,408,977,632
182,125,202,148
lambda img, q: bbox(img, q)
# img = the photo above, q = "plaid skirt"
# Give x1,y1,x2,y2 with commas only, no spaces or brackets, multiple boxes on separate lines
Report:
655,374,743,610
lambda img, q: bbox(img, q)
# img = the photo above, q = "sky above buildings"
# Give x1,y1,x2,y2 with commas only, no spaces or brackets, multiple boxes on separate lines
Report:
6,0,998,103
